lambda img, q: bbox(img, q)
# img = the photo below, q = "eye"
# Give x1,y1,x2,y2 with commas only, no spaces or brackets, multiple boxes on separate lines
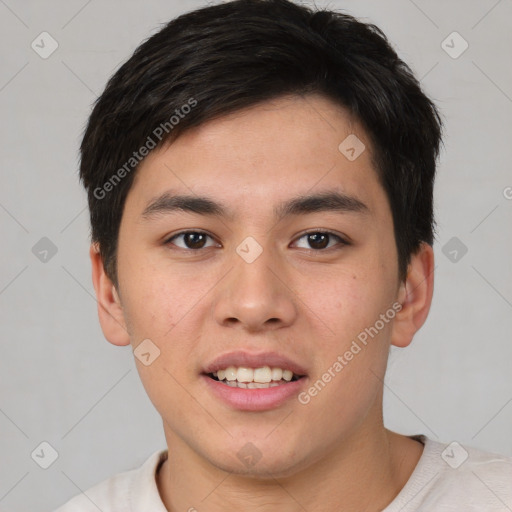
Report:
293,231,348,251
165,231,219,250
165,230,348,251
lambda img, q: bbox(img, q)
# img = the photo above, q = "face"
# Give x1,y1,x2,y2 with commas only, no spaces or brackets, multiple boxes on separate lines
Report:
110,94,407,476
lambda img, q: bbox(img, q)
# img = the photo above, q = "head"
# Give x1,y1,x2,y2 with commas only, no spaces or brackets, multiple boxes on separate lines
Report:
83,0,442,477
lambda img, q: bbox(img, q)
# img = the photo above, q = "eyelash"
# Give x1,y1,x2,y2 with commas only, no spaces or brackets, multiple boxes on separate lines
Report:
164,230,349,252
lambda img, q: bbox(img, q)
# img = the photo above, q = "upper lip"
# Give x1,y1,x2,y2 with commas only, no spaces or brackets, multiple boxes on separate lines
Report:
202,351,308,376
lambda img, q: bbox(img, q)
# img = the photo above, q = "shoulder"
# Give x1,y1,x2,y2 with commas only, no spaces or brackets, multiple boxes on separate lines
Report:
53,450,168,512
391,436,512,511
434,439,512,505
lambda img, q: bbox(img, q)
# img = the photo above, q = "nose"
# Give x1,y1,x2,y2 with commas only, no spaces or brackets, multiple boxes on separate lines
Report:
212,243,298,333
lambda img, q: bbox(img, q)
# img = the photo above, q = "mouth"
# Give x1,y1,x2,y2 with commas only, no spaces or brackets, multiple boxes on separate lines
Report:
205,366,305,389
201,351,308,411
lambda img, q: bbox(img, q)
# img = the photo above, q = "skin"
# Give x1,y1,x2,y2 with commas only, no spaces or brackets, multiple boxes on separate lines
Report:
90,94,434,511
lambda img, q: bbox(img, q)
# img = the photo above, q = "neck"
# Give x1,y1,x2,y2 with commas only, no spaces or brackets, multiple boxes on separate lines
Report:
156,417,423,512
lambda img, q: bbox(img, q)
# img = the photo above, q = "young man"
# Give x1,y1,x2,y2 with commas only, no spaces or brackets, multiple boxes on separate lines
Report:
56,0,512,510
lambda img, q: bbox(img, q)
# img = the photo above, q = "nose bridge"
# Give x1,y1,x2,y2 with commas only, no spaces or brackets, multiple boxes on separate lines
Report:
235,239,278,295
212,237,297,330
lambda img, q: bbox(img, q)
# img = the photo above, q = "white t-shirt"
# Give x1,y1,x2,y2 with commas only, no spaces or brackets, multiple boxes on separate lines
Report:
54,435,512,511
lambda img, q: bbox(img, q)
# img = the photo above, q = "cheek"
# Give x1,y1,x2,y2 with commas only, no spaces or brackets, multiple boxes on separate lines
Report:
299,286,393,435
120,272,203,415
303,266,392,345
119,256,194,337
298,263,395,410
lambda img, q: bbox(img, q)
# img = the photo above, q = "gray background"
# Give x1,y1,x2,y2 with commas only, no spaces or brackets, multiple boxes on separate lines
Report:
0,0,511,510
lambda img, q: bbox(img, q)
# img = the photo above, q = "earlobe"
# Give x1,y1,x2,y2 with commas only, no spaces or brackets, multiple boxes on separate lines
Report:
89,243,131,347
391,243,435,348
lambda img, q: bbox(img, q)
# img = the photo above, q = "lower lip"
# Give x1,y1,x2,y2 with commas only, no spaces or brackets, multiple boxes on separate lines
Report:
201,375,307,411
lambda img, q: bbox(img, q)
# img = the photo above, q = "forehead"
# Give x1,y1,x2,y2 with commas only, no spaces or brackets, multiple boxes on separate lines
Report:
125,94,387,219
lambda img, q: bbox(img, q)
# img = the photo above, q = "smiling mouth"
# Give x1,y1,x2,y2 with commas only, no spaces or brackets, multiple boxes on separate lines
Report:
206,365,304,389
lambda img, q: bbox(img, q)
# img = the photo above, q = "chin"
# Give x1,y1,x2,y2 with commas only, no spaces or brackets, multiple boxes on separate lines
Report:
203,438,315,480
214,456,305,480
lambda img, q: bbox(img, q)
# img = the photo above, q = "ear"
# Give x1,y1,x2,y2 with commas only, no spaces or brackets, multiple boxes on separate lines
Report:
391,242,434,348
89,243,131,347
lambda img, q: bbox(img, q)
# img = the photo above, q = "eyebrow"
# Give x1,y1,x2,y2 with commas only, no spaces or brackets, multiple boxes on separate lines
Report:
140,190,370,222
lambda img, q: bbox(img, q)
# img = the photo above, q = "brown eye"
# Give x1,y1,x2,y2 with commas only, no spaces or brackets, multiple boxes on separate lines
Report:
183,232,207,249
307,233,330,249
166,231,217,250
294,231,347,251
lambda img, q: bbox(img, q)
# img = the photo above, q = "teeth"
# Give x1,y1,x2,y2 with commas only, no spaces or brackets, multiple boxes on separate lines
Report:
212,365,300,385
253,366,272,383
237,367,253,382
271,368,283,380
221,380,283,389
282,369,293,382
224,367,237,381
